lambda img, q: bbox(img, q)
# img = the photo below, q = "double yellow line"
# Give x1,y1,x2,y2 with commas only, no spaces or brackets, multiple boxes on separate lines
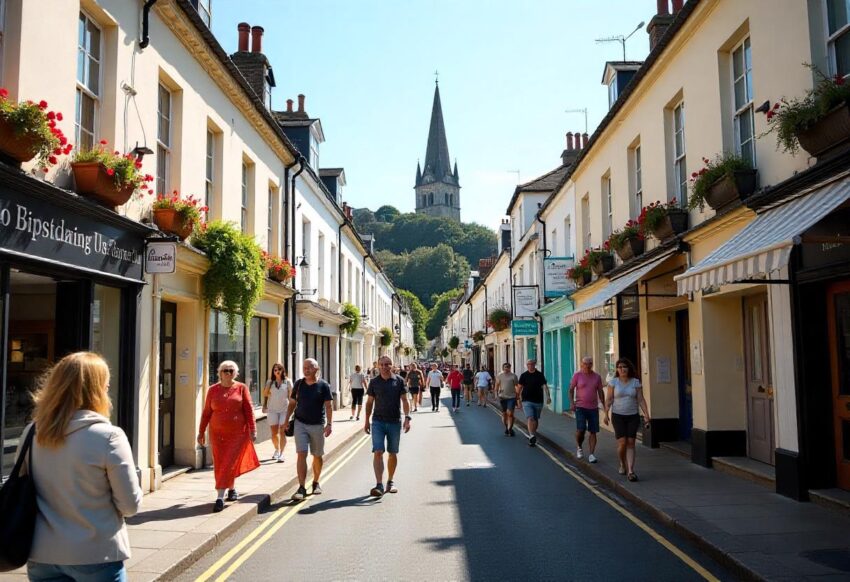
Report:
195,434,371,582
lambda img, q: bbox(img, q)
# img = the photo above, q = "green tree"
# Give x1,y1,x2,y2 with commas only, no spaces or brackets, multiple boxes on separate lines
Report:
426,288,461,339
457,222,498,268
398,288,428,351
352,207,375,226
374,205,401,223
400,244,468,309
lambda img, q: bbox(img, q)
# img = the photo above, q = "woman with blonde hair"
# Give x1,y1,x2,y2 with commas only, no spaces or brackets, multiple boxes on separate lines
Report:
20,351,142,582
198,360,260,512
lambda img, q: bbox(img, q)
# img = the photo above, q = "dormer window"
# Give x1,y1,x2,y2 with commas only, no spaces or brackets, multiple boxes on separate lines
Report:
310,134,319,169
190,0,211,27
608,81,618,108
263,73,272,109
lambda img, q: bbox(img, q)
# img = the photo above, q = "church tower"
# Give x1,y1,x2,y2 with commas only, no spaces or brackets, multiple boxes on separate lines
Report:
415,81,460,221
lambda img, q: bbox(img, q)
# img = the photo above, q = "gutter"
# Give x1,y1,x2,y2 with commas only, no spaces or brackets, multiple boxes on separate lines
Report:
289,156,306,376
535,203,548,299
139,0,159,49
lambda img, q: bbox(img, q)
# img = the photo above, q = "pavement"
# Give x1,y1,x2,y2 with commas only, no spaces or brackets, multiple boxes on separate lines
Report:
505,402,850,581
0,416,364,582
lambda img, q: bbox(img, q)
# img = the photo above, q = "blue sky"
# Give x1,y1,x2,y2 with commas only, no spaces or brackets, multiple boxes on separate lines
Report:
211,1,652,231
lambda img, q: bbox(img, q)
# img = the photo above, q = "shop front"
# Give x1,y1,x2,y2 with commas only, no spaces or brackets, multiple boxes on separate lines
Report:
539,295,575,414
0,167,149,481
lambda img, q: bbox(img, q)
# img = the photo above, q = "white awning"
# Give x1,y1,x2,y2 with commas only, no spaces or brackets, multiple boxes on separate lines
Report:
563,251,675,327
675,176,850,295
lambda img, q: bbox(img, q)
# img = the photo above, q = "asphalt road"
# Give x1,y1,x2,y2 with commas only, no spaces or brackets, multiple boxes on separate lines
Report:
181,396,732,582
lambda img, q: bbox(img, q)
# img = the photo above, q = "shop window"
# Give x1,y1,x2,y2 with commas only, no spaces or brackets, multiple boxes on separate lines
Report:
827,0,850,77
303,333,331,380
76,11,101,151
596,319,616,383
208,310,268,406
92,285,121,423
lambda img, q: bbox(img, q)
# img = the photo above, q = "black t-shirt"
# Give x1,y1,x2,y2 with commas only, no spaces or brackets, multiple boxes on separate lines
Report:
518,370,548,404
292,378,333,425
367,374,408,423
399,370,408,379
462,368,474,383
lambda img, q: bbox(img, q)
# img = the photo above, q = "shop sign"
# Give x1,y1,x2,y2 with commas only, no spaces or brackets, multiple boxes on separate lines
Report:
512,285,539,318
800,208,850,270
145,241,176,274
544,257,575,297
0,188,144,280
511,319,539,336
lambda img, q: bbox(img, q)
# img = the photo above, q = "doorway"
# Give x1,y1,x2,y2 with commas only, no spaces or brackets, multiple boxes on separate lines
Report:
827,281,850,490
618,318,640,376
159,302,177,468
676,310,693,441
487,347,495,373
743,294,775,465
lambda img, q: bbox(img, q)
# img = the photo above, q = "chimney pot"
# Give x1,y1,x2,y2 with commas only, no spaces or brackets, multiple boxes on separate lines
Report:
237,22,250,52
671,0,683,11
582,133,589,148
297,94,305,113
566,132,574,149
286,98,294,113
657,0,669,15
250,25,264,53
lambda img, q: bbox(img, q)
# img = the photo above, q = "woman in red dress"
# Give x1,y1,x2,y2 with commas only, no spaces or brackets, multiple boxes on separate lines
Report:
197,360,260,512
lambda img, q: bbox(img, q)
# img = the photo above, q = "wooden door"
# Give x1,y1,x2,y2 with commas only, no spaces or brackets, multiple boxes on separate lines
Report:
158,302,177,468
743,294,775,465
827,281,850,490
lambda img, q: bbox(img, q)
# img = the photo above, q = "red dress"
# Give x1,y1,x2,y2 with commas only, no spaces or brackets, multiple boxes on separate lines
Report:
199,382,260,489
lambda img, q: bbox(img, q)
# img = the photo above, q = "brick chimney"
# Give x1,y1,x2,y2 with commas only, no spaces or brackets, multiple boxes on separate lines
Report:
230,23,273,107
560,129,584,166
647,0,679,52
286,98,294,112
297,94,305,114
237,23,250,52
251,25,264,53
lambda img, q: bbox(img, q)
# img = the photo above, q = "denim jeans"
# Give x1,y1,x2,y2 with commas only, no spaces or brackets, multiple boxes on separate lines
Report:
451,389,462,408
28,561,127,582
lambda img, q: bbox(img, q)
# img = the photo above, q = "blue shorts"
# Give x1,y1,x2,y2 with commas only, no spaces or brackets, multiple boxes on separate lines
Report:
500,398,517,412
522,401,544,420
371,419,401,454
28,561,127,582
575,407,600,433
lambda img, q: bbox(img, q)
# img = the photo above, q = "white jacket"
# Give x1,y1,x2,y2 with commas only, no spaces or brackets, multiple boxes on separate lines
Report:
19,410,143,565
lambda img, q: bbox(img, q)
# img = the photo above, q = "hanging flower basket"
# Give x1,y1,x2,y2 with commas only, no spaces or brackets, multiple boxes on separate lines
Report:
615,237,645,261
152,208,193,240
590,253,614,275
574,270,592,287
640,200,688,241
71,161,136,208
703,169,758,210
0,116,42,163
0,90,71,169
796,102,850,160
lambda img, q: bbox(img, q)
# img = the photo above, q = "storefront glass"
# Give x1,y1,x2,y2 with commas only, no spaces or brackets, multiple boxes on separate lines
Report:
208,310,268,406
93,284,121,423
303,333,332,381
597,320,616,383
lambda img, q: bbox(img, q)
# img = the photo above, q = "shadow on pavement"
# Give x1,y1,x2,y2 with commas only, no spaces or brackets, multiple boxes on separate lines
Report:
297,495,380,514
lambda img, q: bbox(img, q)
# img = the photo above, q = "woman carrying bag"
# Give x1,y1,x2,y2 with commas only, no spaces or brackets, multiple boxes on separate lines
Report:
17,352,142,581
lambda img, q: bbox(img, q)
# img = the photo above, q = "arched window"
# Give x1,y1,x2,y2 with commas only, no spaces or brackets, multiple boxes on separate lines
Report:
429,193,434,205
448,193,453,206
444,193,448,205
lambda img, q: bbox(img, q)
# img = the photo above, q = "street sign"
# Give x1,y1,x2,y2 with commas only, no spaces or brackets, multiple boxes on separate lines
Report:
544,256,576,297
145,241,176,274
511,319,539,336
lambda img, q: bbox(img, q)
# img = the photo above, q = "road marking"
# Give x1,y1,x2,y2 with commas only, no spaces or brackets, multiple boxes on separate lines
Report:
488,405,719,582
195,434,371,582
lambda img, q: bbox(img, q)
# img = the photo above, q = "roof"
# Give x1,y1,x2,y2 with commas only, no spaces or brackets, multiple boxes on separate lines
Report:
601,61,644,84
417,83,456,186
505,164,570,215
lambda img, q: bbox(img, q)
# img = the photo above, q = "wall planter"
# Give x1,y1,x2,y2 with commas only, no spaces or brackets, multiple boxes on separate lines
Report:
615,237,645,261
590,253,615,276
0,117,41,163
796,103,850,160
574,271,592,287
153,208,193,240
650,208,688,241
703,169,758,210
71,162,135,208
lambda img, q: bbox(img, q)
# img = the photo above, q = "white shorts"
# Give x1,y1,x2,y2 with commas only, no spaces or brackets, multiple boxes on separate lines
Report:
267,411,288,426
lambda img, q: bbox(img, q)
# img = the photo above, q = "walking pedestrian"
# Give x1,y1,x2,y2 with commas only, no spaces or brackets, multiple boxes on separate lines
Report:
603,358,651,482
284,358,334,500
447,365,464,412
365,356,411,497
495,363,519,436
474,365,493,407
516,359,551,447
198,360,260,511
370,361,380,379
20,352,142,582
462,363,475,406
399,364,409,381
262,362,292,463
406,363,424,412
569,356,605,464
348,365,367,421
426,362,444,412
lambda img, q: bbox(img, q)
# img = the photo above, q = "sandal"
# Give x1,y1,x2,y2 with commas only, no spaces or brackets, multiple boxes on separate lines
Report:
618,465,626,475
627,472,638,482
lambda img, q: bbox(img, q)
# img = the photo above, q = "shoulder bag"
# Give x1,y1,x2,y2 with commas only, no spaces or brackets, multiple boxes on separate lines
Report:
285,379,302,437
0,424,38,571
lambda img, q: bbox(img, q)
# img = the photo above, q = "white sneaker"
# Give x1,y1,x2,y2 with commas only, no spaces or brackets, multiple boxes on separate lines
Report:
277,454,285,464
588,453,597,464
272,450,280,461
576,447,584,459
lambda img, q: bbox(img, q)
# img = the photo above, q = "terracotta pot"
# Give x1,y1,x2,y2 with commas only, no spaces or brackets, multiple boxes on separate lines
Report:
573,271,592,287
153,207,194,240
590,254,615,276
71,162,135,208
796,103,850,160
703,169,758,211
615,237,645,261
651,208,688,241
0,116,41,164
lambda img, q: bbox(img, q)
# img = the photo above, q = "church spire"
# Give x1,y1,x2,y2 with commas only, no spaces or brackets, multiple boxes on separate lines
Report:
423,82,453,182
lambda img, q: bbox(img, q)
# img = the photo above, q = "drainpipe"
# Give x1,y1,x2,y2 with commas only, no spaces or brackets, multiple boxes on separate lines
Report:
282,161,296,375
534,311,544,377
139,0,159,49
535,204,548,300
337,219,345,409
509,263,515,366
290,156,306,377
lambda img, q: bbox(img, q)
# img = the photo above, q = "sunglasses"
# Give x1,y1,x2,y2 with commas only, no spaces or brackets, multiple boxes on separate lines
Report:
220,369,235,374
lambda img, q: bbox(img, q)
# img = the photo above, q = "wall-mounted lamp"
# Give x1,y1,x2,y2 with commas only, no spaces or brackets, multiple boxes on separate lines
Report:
131,143,154,162
296,255,309,268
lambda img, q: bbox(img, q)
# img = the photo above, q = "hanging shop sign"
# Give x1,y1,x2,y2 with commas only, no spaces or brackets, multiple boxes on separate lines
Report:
0,185,145,281
544,256,576,297
511,319,539,336
512,285,539,318
145,241,176,274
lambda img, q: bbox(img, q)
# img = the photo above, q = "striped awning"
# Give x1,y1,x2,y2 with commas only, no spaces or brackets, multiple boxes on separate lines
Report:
563,251,676,327
675,176,850,295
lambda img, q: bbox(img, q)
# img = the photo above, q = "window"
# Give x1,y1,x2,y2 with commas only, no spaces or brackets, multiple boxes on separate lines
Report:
608,80,618,108
310,135,319,169
633,145,643,214
190,0,211,27
733,38,755,166
208,311,268,406
156,84,171,195
76,12,101,151
205,129,214,212
827,0,850,76
241,162,249,232
303,333,332,381
673,102,687,207
263,74,272,109
267,186,274,252
581,195,591,252
0,0,7,83
563,217,572,257
604,174,613,238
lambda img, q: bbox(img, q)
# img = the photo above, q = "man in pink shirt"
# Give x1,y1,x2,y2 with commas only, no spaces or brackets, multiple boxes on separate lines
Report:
569,356,605,463
446,365,464,412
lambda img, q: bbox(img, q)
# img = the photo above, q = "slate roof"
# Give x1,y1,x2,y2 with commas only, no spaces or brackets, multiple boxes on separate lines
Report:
417,83,457,186
505,164,570,215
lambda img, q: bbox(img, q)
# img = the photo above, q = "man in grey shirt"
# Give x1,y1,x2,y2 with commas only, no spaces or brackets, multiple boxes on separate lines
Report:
365,355,411,497
495,362,519,436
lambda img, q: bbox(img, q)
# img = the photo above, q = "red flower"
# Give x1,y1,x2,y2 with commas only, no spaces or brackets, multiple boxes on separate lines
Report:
106,168,115,176
48,155,57,165
38,100,48,109
56,112,63,121
0,88,8,98
46,111,55,120
835,74,845,86
100,139,108,145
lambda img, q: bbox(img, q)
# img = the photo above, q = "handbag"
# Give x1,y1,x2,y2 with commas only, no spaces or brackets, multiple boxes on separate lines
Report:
284,379,301,437
0,424,38,572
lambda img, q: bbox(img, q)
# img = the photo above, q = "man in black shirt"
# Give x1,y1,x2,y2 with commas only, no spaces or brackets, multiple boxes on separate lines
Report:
284,358,333,500
462,364,475,406
365,355,411,497
517,359,551,447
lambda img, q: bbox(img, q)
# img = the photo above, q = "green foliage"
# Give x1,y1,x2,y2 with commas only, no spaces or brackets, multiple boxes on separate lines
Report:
688,153,753,210
191,221,265,338
339,302,361,335
487,307,512,332
638,199,681,234
472,330,485,342
426,288,462,339
379,244,469,309
398,289,428,351
0,91,70,169
608,220,643,250
374,205,401,222
448,336,460,350
379,327,394,346
73,140,154,193
440,348,449,358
